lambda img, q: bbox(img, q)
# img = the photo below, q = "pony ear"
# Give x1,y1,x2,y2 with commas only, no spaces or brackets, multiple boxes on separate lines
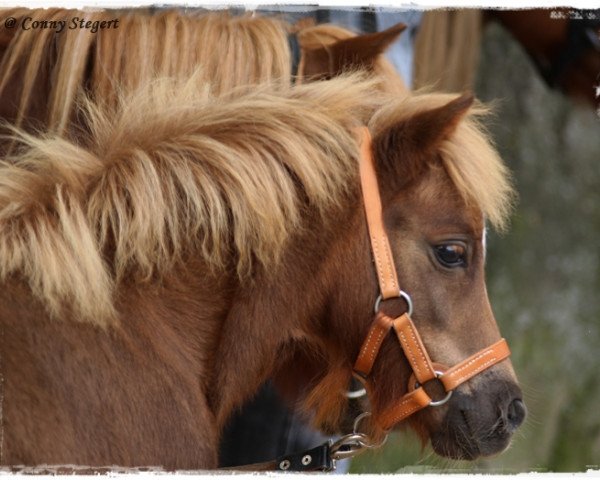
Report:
373,93,474,180
300,23,406,79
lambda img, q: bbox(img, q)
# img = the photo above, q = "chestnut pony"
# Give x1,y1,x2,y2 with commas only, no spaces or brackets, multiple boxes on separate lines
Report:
0,70,525,468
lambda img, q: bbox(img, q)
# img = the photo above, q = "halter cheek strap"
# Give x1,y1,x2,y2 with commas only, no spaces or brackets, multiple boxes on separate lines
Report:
358,131,400,300
354,126,511,431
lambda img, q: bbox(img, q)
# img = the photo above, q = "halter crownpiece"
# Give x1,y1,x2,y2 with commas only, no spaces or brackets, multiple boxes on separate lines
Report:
354,126,511,431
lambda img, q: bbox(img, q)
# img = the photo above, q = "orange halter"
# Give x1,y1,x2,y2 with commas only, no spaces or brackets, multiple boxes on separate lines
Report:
354,127,511,431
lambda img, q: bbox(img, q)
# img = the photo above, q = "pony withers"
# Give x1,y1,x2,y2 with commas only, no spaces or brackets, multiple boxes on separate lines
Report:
0,73,525,469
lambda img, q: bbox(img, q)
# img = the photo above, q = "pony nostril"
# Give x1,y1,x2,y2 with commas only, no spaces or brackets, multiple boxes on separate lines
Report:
506,398,526,430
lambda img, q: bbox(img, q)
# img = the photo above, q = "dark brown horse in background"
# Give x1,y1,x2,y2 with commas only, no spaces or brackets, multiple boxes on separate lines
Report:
490,9,600,106
414,8,600,107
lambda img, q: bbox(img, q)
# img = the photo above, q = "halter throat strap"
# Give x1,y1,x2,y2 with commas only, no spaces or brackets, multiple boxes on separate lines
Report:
353,126,511,431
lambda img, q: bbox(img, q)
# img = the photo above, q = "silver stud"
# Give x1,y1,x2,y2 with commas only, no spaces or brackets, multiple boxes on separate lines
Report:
301,455,312,466
279,460,291,470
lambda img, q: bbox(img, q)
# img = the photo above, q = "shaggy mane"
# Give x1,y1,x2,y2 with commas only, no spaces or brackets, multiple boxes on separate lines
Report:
0,74,382,325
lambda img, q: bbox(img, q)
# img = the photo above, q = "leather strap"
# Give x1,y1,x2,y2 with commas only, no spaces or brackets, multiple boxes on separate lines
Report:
377,387,431,431
440,338,511,391
392,313,436,384
354,312,393,378
275,443,335,472
220,442,335,472
358,127,400,300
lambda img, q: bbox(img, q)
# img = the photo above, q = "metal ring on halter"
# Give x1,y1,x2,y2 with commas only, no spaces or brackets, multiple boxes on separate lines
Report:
352,412,388,449
374,290,413,316
345,377,367,399
345,388,367,399
352,411,372,434
415,371,453,407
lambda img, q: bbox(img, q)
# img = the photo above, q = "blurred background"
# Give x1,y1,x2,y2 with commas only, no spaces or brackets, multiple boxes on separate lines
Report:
352,13,600,474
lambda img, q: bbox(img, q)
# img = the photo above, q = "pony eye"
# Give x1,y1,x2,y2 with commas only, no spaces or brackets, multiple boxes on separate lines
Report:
434,243,467,268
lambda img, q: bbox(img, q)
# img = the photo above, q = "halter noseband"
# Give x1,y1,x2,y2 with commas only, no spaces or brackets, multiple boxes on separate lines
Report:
354,126,511,431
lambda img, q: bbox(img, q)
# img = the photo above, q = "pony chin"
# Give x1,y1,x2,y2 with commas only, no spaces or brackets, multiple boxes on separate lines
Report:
428,418,514,460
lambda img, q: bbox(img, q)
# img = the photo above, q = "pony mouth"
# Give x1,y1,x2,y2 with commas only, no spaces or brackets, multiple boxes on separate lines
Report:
430,423,481,460
430,409,513,460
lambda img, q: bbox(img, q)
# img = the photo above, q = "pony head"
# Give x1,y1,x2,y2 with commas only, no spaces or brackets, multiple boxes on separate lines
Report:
297,90,525,460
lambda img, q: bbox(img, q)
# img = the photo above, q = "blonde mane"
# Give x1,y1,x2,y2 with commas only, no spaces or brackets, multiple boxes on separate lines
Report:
0,8,401,136
0,73,382,324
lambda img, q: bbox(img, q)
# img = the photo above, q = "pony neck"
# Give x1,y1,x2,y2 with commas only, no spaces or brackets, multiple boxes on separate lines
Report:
206,179,367,431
